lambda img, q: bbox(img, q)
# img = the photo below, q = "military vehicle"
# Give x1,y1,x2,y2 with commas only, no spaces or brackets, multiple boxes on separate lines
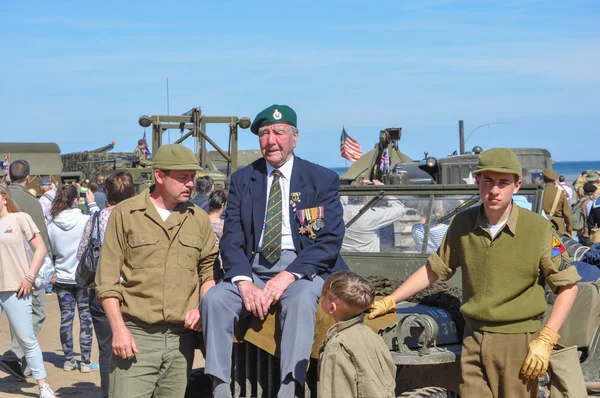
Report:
0,142,63,195
60,108,258,190
61,141,137,183
341,126,553,186
130,107,254,189
185,181,600,397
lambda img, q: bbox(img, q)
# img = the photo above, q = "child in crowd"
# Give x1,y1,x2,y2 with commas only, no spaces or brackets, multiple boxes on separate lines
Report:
318,271,396,398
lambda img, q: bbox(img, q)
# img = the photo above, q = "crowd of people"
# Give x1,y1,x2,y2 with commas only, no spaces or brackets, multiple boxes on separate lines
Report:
0,159,229,398
0,104,587,398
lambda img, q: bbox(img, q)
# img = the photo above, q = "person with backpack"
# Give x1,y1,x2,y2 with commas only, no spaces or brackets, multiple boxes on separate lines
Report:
573,183,597,246
76,172,135,398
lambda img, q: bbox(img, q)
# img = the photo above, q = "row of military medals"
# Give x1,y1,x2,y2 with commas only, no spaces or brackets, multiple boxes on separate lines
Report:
291,192,324,240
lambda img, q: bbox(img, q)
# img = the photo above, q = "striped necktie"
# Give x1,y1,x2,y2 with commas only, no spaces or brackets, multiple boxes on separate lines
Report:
262,170,283,264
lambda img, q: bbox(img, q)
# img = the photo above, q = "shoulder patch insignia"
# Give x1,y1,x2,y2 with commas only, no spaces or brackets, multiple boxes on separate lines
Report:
551,236,566,258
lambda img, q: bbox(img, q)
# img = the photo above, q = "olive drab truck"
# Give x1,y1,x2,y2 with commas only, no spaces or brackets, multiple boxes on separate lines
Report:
0,142,63,196
340,124,553,187
184,182,600,398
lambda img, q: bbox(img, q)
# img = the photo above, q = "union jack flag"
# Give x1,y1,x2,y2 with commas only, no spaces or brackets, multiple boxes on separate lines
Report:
142,131,152,159
380,148,390,173
340,127,362,163
3,154,9,177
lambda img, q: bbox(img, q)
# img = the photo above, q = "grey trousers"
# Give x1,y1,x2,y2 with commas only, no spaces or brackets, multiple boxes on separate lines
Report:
201,251,324,386
3,288,46,363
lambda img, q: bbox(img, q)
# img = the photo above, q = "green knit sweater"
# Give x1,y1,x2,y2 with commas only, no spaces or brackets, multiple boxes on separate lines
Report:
428,204,580,333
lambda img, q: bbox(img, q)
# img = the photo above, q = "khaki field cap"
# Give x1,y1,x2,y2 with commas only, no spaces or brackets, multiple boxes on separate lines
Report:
152,144,201,171
473,148,522,177
542,168,558,181
586,171,600,182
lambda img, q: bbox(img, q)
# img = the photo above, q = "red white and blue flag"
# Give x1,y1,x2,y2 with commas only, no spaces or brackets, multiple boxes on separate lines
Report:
340,127,362,163
142,131,152,159
380,148,390,173
448,149,458,156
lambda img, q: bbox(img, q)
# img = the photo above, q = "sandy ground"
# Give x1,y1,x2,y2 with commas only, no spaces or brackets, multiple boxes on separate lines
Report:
0,293,205,397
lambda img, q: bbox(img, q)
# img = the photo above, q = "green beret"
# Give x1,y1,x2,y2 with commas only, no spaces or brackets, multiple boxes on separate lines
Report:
472,148,522,177
250,104,297,135
152,144,201,171
542,168,558,181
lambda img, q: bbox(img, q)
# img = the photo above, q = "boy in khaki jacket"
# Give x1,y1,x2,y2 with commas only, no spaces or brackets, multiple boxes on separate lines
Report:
318,271,396,398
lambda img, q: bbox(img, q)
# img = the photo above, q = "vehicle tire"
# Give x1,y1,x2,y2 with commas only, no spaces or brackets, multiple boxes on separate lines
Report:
399,387,460,398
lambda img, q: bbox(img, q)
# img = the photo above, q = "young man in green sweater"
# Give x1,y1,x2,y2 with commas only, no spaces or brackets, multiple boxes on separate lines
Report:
368,148,581,398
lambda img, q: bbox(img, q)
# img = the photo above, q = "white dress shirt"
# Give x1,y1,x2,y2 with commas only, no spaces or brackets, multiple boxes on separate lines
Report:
258,156,296,251
231,156,298,285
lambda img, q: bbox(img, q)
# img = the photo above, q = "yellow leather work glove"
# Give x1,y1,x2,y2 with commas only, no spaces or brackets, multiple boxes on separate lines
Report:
367,296,396,320
520,326,561,379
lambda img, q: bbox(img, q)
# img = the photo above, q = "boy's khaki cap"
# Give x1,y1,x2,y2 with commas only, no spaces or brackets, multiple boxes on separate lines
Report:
472,148,522,177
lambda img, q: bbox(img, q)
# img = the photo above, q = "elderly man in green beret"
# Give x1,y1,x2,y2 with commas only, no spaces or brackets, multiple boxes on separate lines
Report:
202,105,347,398
96,144,218,398
369,148,580,397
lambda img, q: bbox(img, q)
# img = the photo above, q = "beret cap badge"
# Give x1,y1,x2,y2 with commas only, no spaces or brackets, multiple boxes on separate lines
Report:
273,109,282,120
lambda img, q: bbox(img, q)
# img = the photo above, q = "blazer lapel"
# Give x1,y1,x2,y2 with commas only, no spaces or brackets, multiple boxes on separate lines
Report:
250,160,268,250
289,157,307,251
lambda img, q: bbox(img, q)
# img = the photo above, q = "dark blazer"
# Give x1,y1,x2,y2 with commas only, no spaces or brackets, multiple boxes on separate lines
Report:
221,156,347,280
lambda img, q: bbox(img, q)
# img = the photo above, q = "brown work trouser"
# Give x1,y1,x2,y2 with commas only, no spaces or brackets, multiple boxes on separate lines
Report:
460,326,538,398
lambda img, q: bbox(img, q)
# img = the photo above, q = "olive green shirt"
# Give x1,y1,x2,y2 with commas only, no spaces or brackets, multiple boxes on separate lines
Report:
318,314,396,398
428,204,580,334
133,146,152,167
95,187,217,325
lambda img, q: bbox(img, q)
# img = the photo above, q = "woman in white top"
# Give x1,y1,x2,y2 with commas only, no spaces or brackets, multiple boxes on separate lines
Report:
47,184,98,372
0,183,55,398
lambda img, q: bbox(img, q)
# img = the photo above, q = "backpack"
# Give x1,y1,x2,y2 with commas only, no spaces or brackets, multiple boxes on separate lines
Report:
75,212,102,287
571,197,590,231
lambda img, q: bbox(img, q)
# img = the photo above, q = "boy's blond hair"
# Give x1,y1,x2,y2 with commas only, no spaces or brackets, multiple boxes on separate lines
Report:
322,271,375,311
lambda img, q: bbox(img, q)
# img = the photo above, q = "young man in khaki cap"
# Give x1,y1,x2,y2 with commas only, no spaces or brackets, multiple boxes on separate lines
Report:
95,144,218,398
369,148,581,397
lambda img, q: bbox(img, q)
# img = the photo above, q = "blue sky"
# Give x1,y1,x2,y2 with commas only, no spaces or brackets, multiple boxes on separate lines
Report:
1,0,598,166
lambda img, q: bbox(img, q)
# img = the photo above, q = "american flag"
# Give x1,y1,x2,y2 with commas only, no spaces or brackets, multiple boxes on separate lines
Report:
380,148,390,173
3,154,9,176
340,127,362,163
142,131,152,159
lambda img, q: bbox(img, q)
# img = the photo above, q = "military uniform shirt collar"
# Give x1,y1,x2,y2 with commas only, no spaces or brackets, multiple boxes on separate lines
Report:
265,155,294,182
474,202,519,236
129,185,196,215
325,313,366,339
